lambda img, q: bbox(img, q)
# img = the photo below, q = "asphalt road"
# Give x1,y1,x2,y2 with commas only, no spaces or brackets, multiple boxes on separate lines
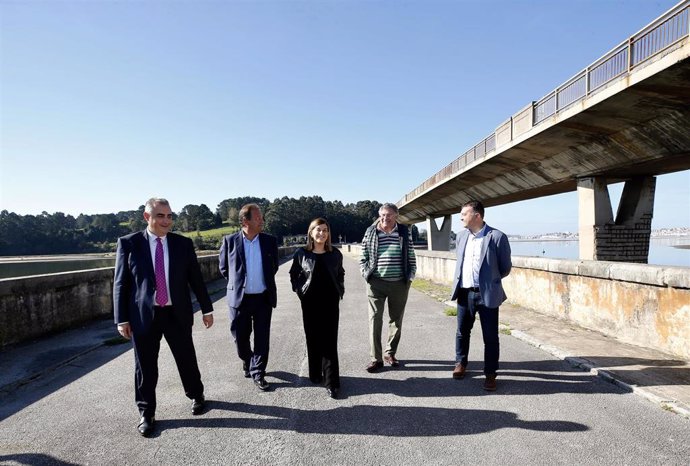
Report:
1,256,689,465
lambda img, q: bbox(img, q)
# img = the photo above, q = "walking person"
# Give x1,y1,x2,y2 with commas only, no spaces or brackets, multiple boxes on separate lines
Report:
113,197,214,437
359,203,416,372
219,203,279,391
450,199,512,391
289,218,345,399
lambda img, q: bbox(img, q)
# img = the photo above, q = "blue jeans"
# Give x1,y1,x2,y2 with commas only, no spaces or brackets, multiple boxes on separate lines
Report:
455,289,500,375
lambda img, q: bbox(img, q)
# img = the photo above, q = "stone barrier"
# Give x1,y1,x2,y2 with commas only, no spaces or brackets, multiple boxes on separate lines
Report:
342,244,690,360
0,247,299,348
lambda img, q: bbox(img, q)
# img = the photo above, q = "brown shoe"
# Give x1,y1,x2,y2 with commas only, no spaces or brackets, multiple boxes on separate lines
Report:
383,355,400,367
452,363,466,379
366,361,384,373
483,375,497,391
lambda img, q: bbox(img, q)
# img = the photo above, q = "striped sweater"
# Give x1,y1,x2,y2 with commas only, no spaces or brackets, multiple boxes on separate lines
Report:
359,222,416,281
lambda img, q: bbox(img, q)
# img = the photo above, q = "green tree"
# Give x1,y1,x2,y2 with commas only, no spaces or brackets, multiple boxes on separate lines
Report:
216,197,270,223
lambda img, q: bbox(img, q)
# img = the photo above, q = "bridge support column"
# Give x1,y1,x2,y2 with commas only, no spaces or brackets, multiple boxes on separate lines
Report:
578,177,613,260
426,215,452,251
578,176,656,263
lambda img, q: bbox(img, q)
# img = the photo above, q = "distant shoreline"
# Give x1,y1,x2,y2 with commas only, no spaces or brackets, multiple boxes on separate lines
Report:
510,233,690,242
510,238,577,242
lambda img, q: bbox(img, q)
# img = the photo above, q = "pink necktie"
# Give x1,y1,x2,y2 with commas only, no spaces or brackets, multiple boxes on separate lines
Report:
155,238,168,306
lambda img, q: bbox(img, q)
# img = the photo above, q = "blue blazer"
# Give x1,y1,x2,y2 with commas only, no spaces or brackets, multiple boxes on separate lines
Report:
219,232,279,309
113,230,213,334
450,224,512,309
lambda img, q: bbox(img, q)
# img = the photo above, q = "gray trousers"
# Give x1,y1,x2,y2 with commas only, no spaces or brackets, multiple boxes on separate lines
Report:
366,277,411,362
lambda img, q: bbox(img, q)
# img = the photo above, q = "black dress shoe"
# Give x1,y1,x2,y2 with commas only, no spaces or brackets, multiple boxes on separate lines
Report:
254,377,269,391
326,388,339,399
242,361,251,378
137,416,155,437
191,396,206,415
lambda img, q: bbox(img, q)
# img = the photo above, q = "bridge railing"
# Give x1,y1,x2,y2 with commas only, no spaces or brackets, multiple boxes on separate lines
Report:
400,0,690,207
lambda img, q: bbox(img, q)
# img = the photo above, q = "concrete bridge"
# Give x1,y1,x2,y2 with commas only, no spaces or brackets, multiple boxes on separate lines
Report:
398,1,690,263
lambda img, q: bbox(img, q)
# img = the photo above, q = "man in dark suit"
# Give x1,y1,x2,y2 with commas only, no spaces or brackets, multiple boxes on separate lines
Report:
450,199,512,392
114,197,214,437
219,203,279,391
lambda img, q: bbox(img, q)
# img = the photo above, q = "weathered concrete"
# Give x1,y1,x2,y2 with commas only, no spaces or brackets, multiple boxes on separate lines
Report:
0,248,300,348
578,176,657,262
0,268,115,348
425,215,452,251
578,176,614,260
505,257,690,361
343,245,690,360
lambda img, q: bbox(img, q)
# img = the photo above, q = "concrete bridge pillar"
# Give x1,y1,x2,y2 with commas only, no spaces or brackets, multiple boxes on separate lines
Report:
578,176,656,263
426,215,452,251
578,177,613,260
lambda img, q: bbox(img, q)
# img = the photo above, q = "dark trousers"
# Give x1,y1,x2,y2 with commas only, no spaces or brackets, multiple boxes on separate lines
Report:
301,296,340,389
229,292,272,379
455,289,500,375
131,305,203,418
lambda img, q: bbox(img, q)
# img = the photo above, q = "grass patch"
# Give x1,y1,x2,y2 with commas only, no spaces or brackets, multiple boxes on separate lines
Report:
411,278,452,303
412,278,456,316
180,225,238,239
499,321,512,335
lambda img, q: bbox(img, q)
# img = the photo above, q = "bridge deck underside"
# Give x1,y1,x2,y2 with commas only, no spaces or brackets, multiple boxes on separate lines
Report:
399,56,690,224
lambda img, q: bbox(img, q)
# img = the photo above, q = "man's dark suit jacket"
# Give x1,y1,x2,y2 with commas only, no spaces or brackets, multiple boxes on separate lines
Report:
219,232,279,309
113,230,214,334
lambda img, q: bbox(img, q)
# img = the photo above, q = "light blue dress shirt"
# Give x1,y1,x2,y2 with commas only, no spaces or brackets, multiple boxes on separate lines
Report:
242,233,267,294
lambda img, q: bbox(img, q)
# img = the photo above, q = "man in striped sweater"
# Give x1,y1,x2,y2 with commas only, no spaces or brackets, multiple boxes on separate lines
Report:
359,203,417,373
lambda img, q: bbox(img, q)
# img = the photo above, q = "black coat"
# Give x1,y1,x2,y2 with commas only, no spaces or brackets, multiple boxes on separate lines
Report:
289,247,345,299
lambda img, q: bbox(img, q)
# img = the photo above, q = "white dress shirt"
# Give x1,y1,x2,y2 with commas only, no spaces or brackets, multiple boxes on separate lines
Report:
461,223,487,289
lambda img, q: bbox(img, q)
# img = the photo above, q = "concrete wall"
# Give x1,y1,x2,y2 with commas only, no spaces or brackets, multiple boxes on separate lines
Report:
0,248,298,348
343,244,690,359
0,267,115,348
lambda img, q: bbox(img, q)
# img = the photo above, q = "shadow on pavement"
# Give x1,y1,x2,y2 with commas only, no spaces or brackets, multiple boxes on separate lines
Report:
153,401,589,436
255,359,631,398
0,454,80,465
0,343,131,422
332,359,629,397
563,356,690,386
0,291,227,422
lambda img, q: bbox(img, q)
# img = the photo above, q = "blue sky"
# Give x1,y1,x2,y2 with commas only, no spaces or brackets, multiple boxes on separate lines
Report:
1,0,688,235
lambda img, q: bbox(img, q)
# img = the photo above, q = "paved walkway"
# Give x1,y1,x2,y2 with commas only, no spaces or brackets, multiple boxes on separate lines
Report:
1,256,688,465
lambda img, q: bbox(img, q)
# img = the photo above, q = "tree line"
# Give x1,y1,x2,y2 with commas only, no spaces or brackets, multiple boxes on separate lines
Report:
0,196,419,256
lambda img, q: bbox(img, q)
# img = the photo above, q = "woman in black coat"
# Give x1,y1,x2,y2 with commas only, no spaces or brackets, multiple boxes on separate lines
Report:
289,217,345,398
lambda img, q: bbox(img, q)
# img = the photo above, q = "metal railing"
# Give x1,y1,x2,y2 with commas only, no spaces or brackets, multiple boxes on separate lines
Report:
400,0,690,207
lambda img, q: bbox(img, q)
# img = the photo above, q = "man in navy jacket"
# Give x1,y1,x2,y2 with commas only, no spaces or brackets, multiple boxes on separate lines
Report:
219,203,279,391
450,199,511,391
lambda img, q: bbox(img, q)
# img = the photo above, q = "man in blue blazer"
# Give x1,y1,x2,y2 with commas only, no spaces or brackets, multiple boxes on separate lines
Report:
114,198,214,437
450,200,512,392
219,203,279,391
